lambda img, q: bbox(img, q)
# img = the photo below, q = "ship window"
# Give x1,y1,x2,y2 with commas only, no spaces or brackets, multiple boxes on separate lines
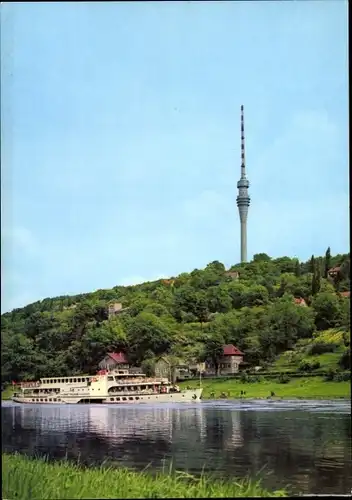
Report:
122,397,127,401
136,397,140,400
116,397,120,401
54,398,57,401
110,398,114,401
108,376,114,381
32,399,35,402
49,398,52,401
129,397,133,400
45,399,48,402
40,398,43,402
57,398,61,401
73,378,76,383
69,379,73,383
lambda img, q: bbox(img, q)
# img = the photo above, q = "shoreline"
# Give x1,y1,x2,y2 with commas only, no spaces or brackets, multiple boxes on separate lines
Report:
2,453,288,498
2,376,350,402
180,376,351,400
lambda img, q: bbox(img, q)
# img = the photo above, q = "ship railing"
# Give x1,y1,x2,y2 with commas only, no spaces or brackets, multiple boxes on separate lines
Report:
108,388,159,396
19,382,40,388
110,377,167,385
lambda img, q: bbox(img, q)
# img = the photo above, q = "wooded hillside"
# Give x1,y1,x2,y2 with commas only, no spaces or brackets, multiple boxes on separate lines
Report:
1,249,350,382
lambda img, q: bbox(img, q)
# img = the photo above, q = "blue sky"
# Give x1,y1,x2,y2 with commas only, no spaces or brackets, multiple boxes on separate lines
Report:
1,1,349,312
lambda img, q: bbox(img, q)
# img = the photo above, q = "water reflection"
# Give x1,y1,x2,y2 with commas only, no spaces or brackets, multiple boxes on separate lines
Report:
2,401,351,495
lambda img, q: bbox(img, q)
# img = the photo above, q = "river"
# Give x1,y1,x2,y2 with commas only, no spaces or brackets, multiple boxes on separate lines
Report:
2,399,351,495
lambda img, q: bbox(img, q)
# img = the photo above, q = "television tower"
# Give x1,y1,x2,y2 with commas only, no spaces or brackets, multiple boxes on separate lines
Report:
236,105,250,263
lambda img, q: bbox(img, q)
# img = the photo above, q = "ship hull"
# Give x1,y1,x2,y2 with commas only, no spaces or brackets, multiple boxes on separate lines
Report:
12,388,203,405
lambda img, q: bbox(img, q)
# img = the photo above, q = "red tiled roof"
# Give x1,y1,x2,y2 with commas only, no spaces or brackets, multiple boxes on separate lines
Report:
340,291,350,298
294,297,306,305
223,344,244,356
108,352,128,364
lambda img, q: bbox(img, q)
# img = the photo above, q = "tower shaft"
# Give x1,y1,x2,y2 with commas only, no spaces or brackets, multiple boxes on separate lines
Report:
240,221,247,263
236,105,250,263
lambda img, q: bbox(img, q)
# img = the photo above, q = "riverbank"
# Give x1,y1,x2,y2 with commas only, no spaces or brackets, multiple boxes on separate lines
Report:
1,386,14,401
2,453,287,498
2,376,350,402
179,376,351,400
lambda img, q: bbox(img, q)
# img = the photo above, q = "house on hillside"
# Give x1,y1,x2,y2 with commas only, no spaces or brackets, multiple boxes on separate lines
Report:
224,271,240,280
205,344,244,375
98,352,129,371
328,267,341,279
293,297,307,307
108,302,129,319
339,291,350,298
154,357,191,383
188,361,206,375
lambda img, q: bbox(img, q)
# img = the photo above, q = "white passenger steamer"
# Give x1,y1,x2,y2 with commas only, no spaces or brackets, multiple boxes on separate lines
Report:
12,369,203,405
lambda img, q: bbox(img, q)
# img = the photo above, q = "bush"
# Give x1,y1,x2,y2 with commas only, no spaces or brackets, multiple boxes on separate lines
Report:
307,341,337,356
297,360,319,372
339,349,350,370
278,374,290,384
247,375,262,383
334,372,351,382
240,372,249,383
324,368,337,381
298,361,313,372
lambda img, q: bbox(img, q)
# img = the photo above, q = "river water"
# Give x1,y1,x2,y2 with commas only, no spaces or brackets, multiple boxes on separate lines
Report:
2,399,351,495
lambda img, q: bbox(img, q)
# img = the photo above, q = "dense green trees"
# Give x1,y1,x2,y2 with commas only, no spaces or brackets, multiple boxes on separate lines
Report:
1,250,350,382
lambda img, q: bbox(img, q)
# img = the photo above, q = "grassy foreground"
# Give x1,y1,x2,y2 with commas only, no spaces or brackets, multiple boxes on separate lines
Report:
180,376,351,400
2,453,287,499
